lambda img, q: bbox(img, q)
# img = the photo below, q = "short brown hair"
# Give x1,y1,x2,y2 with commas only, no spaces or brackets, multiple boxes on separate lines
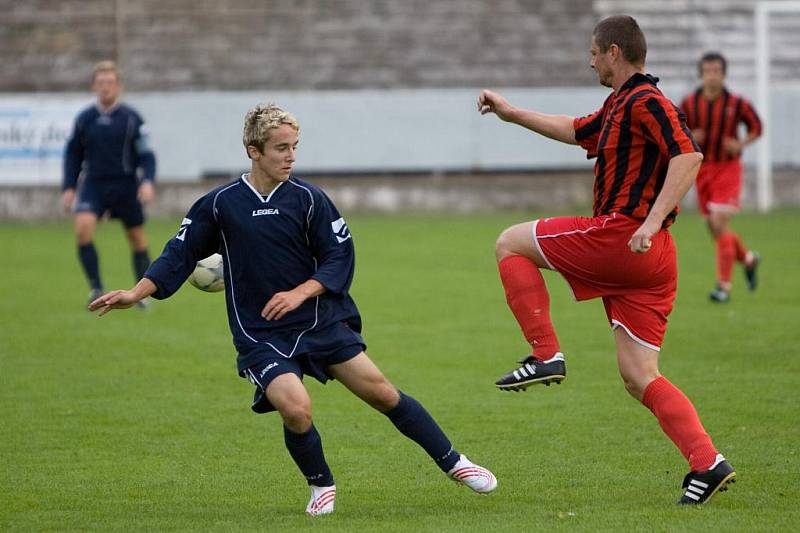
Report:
698,52,727,76
593,16,647,66
92,60,121,83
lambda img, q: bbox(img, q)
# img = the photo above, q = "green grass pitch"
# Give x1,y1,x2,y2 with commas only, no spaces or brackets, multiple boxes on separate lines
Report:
1,210,799,531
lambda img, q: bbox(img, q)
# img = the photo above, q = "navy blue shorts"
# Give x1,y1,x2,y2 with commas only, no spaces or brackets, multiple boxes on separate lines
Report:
75,180,145,228
238,321,366,414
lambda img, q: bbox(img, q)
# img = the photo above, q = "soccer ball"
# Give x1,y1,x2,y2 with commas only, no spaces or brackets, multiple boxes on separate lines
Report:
187,253,225,292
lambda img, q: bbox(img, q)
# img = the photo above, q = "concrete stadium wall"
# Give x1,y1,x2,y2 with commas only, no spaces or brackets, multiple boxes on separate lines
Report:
1,0,798,92
1,173,597,221
3,0,799,217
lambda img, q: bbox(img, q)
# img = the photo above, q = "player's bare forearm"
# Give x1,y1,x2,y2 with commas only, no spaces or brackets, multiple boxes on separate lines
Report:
262,279,325,321
629,152,702,253
506,109,578,145
132,277,158,299
294,279,326,300
647,152,703,225
89,277,157,316
477,89,577,144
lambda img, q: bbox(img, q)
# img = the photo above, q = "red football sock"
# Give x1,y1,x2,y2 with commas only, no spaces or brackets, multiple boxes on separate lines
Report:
497,255,560,361
642,376,718,472
730,231,748,263
715,233,735,284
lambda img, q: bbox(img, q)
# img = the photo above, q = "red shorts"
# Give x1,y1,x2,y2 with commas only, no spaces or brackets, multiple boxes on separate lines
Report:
533,213,678,351
696,160,742,216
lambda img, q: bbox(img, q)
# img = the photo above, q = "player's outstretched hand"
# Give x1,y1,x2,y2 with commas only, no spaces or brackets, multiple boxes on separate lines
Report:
262,289,306,321
628,219,661,254
88,290,139,316
138,181,155,204
478,90,515,121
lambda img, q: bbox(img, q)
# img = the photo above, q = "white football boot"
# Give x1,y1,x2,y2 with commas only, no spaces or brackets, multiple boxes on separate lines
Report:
447,455,498,494
305,484,336,516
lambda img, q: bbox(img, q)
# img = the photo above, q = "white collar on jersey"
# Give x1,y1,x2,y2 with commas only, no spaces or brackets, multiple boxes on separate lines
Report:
241,173,283,204
95,101,121,115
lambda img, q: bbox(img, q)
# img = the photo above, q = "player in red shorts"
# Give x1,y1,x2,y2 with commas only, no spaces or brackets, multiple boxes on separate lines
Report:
680,52,762,303
478,16,735,505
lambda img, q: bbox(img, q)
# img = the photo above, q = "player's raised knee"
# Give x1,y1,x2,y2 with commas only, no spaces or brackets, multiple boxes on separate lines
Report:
495,226,517,262
496,223,547,267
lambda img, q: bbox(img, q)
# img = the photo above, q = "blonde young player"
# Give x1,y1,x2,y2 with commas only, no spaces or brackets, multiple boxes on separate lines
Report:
90,104,496,516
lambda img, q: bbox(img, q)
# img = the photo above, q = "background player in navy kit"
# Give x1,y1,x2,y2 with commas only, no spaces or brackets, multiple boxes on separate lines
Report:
61,61,157,305
88,104,496,516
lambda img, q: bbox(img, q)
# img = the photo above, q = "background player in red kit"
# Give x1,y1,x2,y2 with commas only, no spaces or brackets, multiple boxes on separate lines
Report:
478,16,736,505
680,52,762,303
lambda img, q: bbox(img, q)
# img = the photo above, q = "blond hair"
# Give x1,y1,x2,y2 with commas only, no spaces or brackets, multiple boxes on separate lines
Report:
243,103,299,155
92,60,121,83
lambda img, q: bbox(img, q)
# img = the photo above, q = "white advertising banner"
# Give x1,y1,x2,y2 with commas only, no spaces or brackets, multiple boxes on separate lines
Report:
0,97,87,185
1,87,794,186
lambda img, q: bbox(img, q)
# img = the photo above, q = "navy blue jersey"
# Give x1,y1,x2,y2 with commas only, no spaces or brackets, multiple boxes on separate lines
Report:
63,103,156,190
145,175,361,367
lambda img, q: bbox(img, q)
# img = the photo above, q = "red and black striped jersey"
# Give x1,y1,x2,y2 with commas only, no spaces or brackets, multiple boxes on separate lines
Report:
574,73,700,227
679,88,762,163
